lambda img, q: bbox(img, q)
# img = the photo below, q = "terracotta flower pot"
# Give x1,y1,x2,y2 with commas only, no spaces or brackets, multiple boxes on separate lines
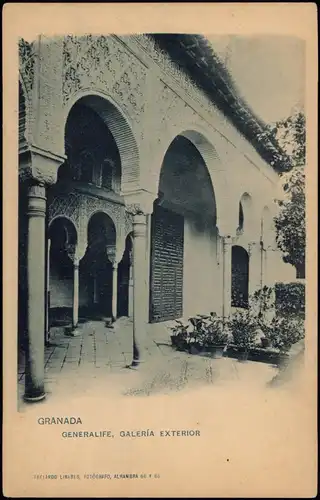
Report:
188,342,203,355
237,347,249,362
261,337,270,348
209,345,225,359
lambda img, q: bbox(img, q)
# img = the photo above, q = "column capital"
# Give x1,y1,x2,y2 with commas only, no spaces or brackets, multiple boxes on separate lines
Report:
124,189,156,216
27,182,47,218
222,235,234,247
66,243,87,264
218,226,237,240
20,144,66,186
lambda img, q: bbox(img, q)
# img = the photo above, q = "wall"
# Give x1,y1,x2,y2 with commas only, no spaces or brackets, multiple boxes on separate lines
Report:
183,213,219,317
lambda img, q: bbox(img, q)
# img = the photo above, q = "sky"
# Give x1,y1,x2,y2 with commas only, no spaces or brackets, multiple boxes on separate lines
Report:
208,35,306,125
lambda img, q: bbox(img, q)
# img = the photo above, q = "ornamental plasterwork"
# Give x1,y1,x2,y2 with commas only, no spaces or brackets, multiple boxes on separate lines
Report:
124,211,133,237
133,35,218,124
62,35,147,130
48,192,128,262
19,39,35,99
48,192,82,227
132,35,271,173
35,36,64,154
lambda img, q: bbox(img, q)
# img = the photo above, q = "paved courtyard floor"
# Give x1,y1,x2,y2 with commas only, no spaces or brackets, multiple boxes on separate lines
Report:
18,317,279,407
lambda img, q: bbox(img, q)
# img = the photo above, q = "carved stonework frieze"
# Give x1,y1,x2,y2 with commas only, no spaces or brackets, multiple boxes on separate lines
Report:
48,192,81,226
62,35,146,125
124,211,133,236
125,203,145,216
19,38,35,97
35,36,64,155
85,195,124,233
134,35,223,130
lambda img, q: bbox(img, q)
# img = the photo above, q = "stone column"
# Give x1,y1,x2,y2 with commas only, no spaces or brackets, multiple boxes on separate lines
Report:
112,262,118,321
72,257,80,331
262,245,276,321
24,183,47,402
263,245,274,287
128,249,133,318
248,241,263,298
222,236,233,319
45,238,51,344
131,213,148,366
67,243,87,336
145,214,152,322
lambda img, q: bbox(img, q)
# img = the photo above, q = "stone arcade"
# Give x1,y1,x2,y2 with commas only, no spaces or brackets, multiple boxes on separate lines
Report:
18,34,295,401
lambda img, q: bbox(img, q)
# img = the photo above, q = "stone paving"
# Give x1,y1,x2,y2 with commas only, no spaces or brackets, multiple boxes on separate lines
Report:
18,317,279,406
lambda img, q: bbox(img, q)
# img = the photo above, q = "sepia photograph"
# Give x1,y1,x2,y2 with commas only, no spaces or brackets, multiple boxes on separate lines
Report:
18,32,306,403
3,3,317,498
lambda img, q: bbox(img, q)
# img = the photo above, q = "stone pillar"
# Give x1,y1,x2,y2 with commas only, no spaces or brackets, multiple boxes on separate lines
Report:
263,245,274,287
45,238,51,344
248,241,263,298
124,191,156,367
112,262,118,321
72,257,80,330
128,249,133,318
222,236,233,319
145,214,152,322
262,245,276,321
131,213,148,366
24,183,47,402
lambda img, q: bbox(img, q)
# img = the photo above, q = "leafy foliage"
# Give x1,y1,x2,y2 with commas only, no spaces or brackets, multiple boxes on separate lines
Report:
261,316,305,353
227,310,258,349
170,313,229,350
268,110,306,276
275,282,305,318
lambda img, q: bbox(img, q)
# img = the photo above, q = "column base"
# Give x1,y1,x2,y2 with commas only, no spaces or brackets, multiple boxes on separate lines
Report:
23,391,46,403
65,325,81,337
127,359,145,370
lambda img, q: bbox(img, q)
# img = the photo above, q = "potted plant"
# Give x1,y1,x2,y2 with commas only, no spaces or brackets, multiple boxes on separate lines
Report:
205,315,229,358
261,315,305,368
170,319,189,351
228,310,258,362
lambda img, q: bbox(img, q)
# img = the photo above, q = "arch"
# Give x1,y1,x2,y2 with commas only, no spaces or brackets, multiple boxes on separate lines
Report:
62,91,140,193
153,126,233,233
231,245,249,308
48,216,78,250
81,211,117,319
48,216,78,326
238,192,253,232
87,211,116,253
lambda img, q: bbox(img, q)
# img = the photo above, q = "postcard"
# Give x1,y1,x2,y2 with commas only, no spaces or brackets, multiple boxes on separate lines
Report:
3,3,317,498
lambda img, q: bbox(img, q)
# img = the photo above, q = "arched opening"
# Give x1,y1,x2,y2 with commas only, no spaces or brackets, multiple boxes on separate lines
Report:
150,134,218,322
80,212,116,319
48,217,78,326
117,233,133,318
238,202,244,231
58,99,122,192
238,192,253,234
231,245,249,308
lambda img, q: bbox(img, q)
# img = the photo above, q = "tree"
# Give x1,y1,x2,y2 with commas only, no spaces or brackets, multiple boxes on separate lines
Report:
266,110,306,278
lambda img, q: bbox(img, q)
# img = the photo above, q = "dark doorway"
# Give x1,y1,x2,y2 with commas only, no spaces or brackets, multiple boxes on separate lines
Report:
231,245,249,308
